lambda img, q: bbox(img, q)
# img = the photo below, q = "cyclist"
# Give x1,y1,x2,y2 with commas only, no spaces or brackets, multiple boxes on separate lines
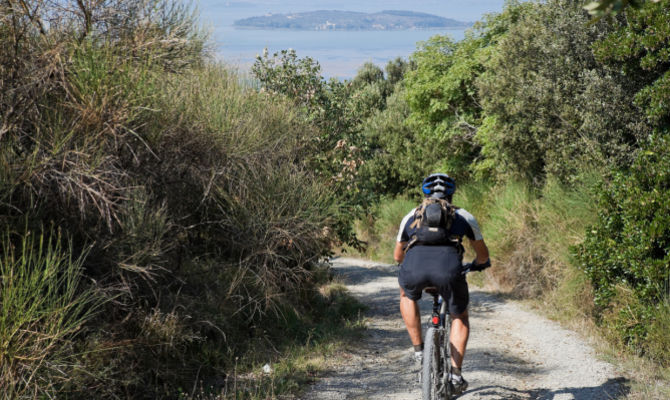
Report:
394,173,491,395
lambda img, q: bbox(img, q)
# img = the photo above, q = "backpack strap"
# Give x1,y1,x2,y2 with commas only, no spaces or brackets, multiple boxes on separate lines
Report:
439,199,455,230
404,198,458,254
405,204,424,252
409,200,427,230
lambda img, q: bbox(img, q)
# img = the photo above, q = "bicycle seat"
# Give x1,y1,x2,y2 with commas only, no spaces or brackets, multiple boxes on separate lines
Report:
424,287,438,296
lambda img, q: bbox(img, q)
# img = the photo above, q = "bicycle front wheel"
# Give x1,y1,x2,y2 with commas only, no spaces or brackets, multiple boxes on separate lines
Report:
422,327,442,400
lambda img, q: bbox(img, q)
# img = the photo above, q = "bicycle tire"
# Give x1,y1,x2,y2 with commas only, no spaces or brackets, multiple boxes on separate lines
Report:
444,316,453,399
422,327,441,400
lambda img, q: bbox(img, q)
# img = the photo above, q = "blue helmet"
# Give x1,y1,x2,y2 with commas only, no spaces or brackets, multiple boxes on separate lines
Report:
421,173,455,198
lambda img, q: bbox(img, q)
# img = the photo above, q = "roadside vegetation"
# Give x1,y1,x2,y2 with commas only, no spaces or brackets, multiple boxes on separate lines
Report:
1,0,668,398
0,0,363,398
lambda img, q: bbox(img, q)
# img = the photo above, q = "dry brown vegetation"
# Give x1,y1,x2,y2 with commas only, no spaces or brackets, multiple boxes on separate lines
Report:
0,1,358,398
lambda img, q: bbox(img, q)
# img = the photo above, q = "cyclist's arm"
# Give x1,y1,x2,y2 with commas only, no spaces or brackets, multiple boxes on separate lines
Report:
395,210,414,264
469,238,490,265
394,241,407,263
458,208,490,265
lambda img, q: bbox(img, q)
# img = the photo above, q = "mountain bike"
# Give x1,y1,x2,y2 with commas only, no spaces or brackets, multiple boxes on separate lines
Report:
421,268,470,400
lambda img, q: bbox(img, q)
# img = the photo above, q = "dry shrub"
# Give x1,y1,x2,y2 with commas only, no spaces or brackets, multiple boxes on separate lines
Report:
1,1,340,397
62,69,336,396
646,300,670,366
482,182,549,296
1,0,206,231
482,179,596,298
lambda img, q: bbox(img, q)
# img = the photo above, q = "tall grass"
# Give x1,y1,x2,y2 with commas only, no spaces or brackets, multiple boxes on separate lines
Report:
356,179,670,397
1,1,355,397
350,196,417,263
480,179,597,297
178,281,366,400
0,230,102,399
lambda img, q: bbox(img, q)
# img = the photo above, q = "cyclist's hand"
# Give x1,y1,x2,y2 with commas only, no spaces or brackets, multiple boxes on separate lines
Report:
469,259,491,272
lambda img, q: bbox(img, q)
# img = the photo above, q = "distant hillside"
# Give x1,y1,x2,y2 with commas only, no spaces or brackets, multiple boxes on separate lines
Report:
234,10,472,31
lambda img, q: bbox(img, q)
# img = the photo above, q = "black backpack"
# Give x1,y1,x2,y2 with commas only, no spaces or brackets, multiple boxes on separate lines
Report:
405,198,463,253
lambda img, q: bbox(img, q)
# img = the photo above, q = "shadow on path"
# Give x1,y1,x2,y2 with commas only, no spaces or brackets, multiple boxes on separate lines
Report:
465,377,629,400
467,347,545,376
331,263,398,286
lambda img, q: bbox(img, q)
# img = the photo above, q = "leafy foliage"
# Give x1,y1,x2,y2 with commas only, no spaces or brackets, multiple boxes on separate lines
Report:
251,49,415,238
594,0,670,127
386,57,414,85
476,0,648,182
572,0,670,363
404,34,476,179
584,0,659,17
356,87,417,195
402,8,517,181
251,49,369,247
577,135,670,362
394,0,668,368
252,49,327,110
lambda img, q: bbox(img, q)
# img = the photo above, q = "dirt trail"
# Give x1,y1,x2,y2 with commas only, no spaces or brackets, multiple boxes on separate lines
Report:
303,257,627,400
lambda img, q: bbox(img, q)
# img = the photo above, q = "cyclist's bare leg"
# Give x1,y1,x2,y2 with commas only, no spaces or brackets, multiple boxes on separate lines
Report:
399,288,422,346
450,310,469,368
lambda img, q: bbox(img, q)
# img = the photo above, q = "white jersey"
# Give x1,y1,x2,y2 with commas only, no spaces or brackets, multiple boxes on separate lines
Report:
396,207,483,243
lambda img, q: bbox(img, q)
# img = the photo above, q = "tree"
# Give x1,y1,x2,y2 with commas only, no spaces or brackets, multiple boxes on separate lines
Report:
475,0,649,182
584,0,661,17
351,62,385,87
576,0,670,361
402,2,525,180
252,48,327,109
385,57,414,85
594,0,670,129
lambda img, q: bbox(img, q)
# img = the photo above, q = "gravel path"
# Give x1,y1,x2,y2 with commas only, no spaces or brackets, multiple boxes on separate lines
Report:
303,257,627,400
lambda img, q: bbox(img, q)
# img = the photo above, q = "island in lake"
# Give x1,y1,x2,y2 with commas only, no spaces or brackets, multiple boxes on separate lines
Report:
234,10,473,31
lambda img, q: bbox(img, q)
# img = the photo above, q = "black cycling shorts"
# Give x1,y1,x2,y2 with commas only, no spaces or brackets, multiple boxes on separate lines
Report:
398,245,469,316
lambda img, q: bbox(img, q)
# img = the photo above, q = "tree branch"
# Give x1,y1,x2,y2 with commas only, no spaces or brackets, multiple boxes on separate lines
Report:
76,0,92,40
11,0,46,36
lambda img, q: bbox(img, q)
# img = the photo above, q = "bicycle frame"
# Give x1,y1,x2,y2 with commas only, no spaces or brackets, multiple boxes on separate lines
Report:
432,292,453,399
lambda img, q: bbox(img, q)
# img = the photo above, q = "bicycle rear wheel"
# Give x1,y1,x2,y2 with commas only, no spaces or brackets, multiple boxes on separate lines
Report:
421,327,442,400
444,316,453,399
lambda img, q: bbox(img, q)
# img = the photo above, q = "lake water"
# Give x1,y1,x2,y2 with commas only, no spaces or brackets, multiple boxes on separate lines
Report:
197,0,504,79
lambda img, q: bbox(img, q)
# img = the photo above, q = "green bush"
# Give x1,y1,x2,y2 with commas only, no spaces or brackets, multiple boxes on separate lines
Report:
356,87,418,195
577,135,670,363
250,48,416,239
594,0,670,127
